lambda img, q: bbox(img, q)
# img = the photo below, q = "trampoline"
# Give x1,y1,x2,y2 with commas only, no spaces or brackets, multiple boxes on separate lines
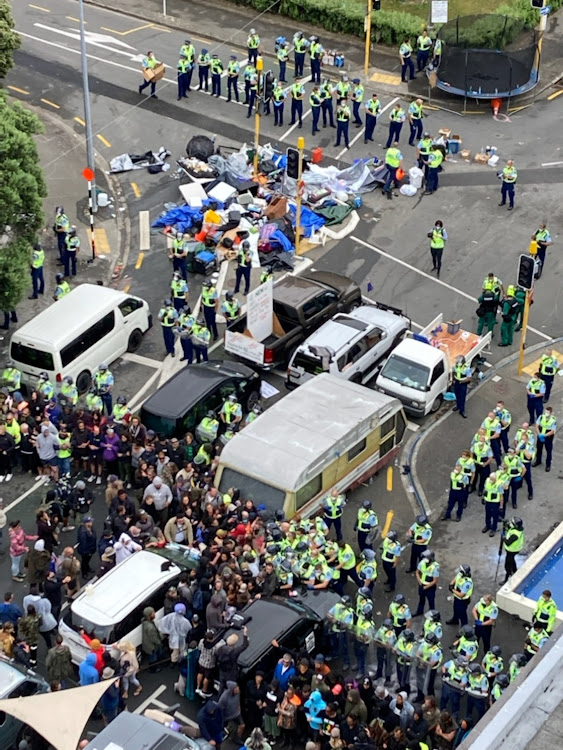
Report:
436,15,540,99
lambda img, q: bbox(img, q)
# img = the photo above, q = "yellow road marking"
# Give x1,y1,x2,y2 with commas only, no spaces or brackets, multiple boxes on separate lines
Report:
386,465,393,492
463,110,486,114
96,134,111,148
424,104,440,110
151,25,172,33
96,228,111,256
74,116,85,126
547,89,563,101
41,98,60,109
135,252,144,270
369,71,402,85
508,105,531,114
382,510,394,538
66,16,83,23
100,23,154,36
29,4,50,11
522,349,563,377
123,284,130,293
131,182,141,198
8,85,29,95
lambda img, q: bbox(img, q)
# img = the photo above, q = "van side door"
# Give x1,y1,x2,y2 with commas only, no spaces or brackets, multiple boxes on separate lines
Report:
428,358,447,402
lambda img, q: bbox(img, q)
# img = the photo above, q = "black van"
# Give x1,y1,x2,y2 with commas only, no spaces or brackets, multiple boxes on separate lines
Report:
140,361,261,438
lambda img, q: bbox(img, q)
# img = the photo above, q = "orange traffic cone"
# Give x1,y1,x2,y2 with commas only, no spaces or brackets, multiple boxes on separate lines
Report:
491,98,502,116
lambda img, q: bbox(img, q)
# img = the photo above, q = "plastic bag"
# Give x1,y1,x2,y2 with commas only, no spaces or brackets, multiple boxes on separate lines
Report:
400,184,417,197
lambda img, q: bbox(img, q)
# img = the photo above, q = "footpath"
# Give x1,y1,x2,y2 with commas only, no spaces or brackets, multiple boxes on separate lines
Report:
92,0,563,100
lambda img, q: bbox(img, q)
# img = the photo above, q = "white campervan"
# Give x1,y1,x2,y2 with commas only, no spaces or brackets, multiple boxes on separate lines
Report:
9,284,151,393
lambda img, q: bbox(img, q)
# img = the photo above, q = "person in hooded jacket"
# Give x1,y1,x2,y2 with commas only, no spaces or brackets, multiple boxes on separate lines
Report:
405,705,429,748
158,602,192,663
305,690,327,741
216,627,249,694
26,539,51,588
344,690,368,724
219,680,246,740
79,652,100,686
206,593,225,630
198,700,224,749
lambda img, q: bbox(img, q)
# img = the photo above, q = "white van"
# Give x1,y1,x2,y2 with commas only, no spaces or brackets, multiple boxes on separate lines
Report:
59,547,197,663
9,284,151,394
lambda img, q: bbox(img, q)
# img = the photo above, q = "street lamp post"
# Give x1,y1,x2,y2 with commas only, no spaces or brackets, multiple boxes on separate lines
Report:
78,0,97,213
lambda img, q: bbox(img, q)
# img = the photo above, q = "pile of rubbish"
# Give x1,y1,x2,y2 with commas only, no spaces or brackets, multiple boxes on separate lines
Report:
109,146,171,174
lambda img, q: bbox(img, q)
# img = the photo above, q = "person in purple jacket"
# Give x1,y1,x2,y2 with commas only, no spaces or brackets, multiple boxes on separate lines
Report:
101,427,120,477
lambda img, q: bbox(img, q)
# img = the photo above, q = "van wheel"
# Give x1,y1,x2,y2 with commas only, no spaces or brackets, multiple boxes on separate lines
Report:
350,373,363,384
430,395,443,413
127,329,143,352
347,299,362,312
245,389,260,412
76,371,91,394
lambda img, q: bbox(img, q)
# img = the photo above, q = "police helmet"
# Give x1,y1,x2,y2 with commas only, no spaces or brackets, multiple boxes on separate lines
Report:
203,280,212,288
402,629,415,642
39,371,48,381
387,531,398,542
226,291,234,301
197,317,205,327
242,240,250,250
511,516,523,530
266,543,280,555
362,500,372,509
280,560,292,572
56,273,64,283
511,653,527,667
295,31,303,38
270,528,282,541
56,205,64,213
173,270,181,279
181,305,191,315
341,595,352,604
69,225,77,235
459,564,471,576
63,376,73,385
495,674,509,688
6,360,15,368
424,632,439,646
455,656,468,668
265,265,273,274
491,645,502,657
252,404,263,415
275,509,285,521
426,609,441,622
363,548,376,561
164,298,173,307
75,480,86,491
117,396,127,405
284,549,295,559
460,625,476,639
206,410,216,419
250,27,256,34
468,663,483,675
99,363,108,371
296,541,308,553
423,132,430,138
358,587,372,598
228,393,238,403
421,549,435,562
416,514,428,525
362,602,373,616
382,618,393,629
393,593,406,605
89,386,98,395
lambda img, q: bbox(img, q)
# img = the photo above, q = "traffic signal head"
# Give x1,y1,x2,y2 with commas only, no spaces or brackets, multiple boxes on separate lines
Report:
264,71,274,101
530,0,543,7
372,0,381,9
286,147,300,179
517,254,535,289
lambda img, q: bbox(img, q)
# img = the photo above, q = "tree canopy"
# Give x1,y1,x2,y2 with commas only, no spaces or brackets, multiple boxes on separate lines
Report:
0,0,21,80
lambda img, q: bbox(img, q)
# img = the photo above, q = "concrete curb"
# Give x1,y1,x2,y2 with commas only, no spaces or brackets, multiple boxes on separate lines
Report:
400,335,563,518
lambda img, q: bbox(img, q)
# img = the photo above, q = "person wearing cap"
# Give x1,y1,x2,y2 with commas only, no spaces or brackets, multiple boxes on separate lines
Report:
247,28,261,65
227,55,240,103
144,475,173,524
158,602,192,663
351,78,364,126
417,131,434,172
177,54,190,100
290,77,305,128
63,225,80,278
198,48,211,91
216,626,249,694
310,84,322,135
408,98,424,146
309,35,324,84
211,53,224,98
180,38,195,86
363,93,381,144
77,516,97,579
335,98,350,149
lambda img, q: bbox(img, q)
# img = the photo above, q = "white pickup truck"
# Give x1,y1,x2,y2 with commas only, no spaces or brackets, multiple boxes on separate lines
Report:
375,313,492,416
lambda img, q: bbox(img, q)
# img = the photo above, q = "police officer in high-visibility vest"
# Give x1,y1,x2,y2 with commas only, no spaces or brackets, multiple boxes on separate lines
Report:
498,159,517,210
406,515,432,573
309,35,323,84
1,360,22,403
472,594,498,654
416,30,433,71
220,393,242,428
524,622,549,662
481,472,503,537
414,549,439,616
335,75,351,101
242,62,256,105
452,624,478,662
433,37,443,67
170,272,189,312
177,54,190,100
481,410,502,466
442,464,469,522
333,540,356,593
293,31,307,77
53,273,70,302
64,226,80,278
260,266,274,285
247,28,260,65
364,94,380,143
457,450,475,498
176,305,194,364
320,81,335,128
210,54,223,98
234,241,251,296
388,593,411,637
272,82,286,127
447,564,473,626
54,206,70,263
408,98,424,145
201,280,219,340
139,51,159,97
60,376,78,407
192,317,210,363
112,395,130,424
424,145,444,195
538,348,559,402
37,372,54,401
180,39,195,89
452,355,471,419
399,37,415,82
277,41,289,82
509,652,527,684
290,78,305,128
531,222,553,270
383,142,403,198
226,55,240,103
533,589,557,634
335,99,350,149
221,292,241,323
169,231,188,279
374,618,396,684
428,220,447,278
465,663,489,720
310,85,322,135
495,400,512,453
354,603,376,677
350,548,377,590
198,49,211,91
514,422,535,500
86,387,103,413
94,363,114,415
247,70,259,118
471,432,493,496
158,299,178,357
440,656,468,719
197,410,219,443
355,500,378,551
417,131,433,172
351,78,364,126
502,448,525,508
502,516,524,583
381,531,401,592
385,103,406,148
482,645,503,688
327,595,354,670
415,631,442,701
322,489,345,540
535,406,557,471
29,243,45,299
526,371,546,422
395,628,416,693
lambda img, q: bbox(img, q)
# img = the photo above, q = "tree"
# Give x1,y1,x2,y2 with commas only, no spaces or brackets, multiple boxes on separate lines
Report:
0,0,21,80
0,92,47,312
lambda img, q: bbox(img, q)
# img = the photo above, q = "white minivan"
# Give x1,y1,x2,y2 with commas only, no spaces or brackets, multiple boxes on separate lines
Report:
9,284,151,394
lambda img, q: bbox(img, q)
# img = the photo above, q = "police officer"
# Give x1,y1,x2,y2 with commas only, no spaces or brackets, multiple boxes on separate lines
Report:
334,540,356,592
383,142,403,198
526,371,546,422
335,74,351,102
86,386,103,414
502,517,524,583
481,410,503,466
509,652,527,683
374,617,397,684
177,54,190,100
176,305,194,363
381,531,401,592
112,395,130,424
498,159,517,210
310,85,322,135
502,448,525,508
210,54,223,98
471,432,493,496
399,37,415,82
170,272,189,312
514,421,535,501
309,35,323,84
395,628,416,693
192,317,210,363
388,593,412,636
293,31,307,77
260,266,274,284
53,273,70,302
245,403,263,426
243,62,256,105
197,49,211,91
64,226,80,278
139,51,160,98
277,41,289,82
428,220,447,278
385,103,406,148
417,131,433,172
476,287,498,336
531,222,552,270
60,376,78,407
201,279,219,340
525,622,549,662
465,663,489,721
414,549,439,616
351,78,364,126
490,672,508,705
197,410,219,443
290,77,305,127
158,299,178,357
538,348,560,401
481,472,503,537
221,292,241,323
335,99,351,148
440,656,468,719
247,69,259,118
220,393,243,428
452,624,478,662
227,55,240,103
533,590,557,634
408,98,424,145
353,603,376,678
415,631,442,701
327,595,354,670
442,464,469,522
447,564,473,626
169,231,188,279
180,38,195,90
92,362,113,415
424,145,444,194
355,500,378,551
272,82,286,126
482,644,503,687
234,241,252,296
29,243,45,299
320,80,335,128
351,548,377,590
457,450,475,500
322,489,345,540
498,288,519,347
433,37,442,67
416,30,433,71
406,515,432,573
37,372,55,401
534,405,557,471
452,355,471,418
364,94,380,143
1,360,22,403
472,594,498,654
494,400,512,453
247,28,260,65
54,206,70,263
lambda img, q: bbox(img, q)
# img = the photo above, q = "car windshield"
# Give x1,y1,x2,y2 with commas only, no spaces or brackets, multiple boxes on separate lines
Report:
219,468,286,512
10,342,54,371
293,351,327,375
380,354,430,392
65,608,114,644
139,409,177,438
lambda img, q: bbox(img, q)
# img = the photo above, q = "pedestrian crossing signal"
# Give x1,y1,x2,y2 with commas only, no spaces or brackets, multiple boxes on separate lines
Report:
517,254,535,290
286,147,300,179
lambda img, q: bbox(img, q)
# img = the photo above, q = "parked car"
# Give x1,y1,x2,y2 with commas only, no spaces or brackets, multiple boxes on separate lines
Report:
0,657,50,750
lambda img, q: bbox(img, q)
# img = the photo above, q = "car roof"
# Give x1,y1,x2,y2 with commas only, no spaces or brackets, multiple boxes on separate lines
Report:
273,275,325,307
0,660,26,698
84,712,189,750
141,360,256,419
71,549,182,626
390,338,443,366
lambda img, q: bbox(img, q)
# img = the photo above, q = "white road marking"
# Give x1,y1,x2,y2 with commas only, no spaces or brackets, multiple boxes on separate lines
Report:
121,352,162,368
133,684,167,714
139,211,150,252
492,375,503,382
34,22,141,60
151,698,199,728
351,235,553,341
407,421,420,431
336,96,399,159
541,161,563,167
279,107,312,142
3,477,49,513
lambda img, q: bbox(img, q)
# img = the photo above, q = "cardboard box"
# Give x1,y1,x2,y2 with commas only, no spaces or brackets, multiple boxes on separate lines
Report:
141,62,165,82
438,128,452,138
461,149,471,159
474,153,489,164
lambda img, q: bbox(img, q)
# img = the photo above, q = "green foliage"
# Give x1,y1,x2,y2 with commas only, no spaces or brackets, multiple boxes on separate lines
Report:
0,0,21,79
440,13,527,48
0,235,34,312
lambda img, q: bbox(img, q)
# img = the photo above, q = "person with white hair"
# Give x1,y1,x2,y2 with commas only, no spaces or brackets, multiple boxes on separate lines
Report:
118,640,142,698
114,532,142,564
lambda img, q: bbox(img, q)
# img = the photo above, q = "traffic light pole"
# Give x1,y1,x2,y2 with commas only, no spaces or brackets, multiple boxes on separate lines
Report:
517,290,531,376
295,136,305,256
364,2,372,76
253,57,264,176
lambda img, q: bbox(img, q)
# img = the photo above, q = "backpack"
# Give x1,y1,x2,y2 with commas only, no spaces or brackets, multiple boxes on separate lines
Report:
192,589,203,611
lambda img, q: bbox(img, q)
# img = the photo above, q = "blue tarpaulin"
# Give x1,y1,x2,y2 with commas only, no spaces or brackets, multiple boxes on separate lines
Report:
152,199,225,233
288,204,326,238
270,229,294,254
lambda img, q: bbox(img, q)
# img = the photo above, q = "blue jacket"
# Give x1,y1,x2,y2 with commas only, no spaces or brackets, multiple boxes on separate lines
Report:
79,653,99,686
197,701,224,743
273,659,296,691
0,602,23,626
77,525,97,556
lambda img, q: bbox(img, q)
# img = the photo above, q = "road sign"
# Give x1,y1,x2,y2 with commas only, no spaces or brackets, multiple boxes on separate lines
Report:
431,0,448,23
540,5,551,14
82,167,95,181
